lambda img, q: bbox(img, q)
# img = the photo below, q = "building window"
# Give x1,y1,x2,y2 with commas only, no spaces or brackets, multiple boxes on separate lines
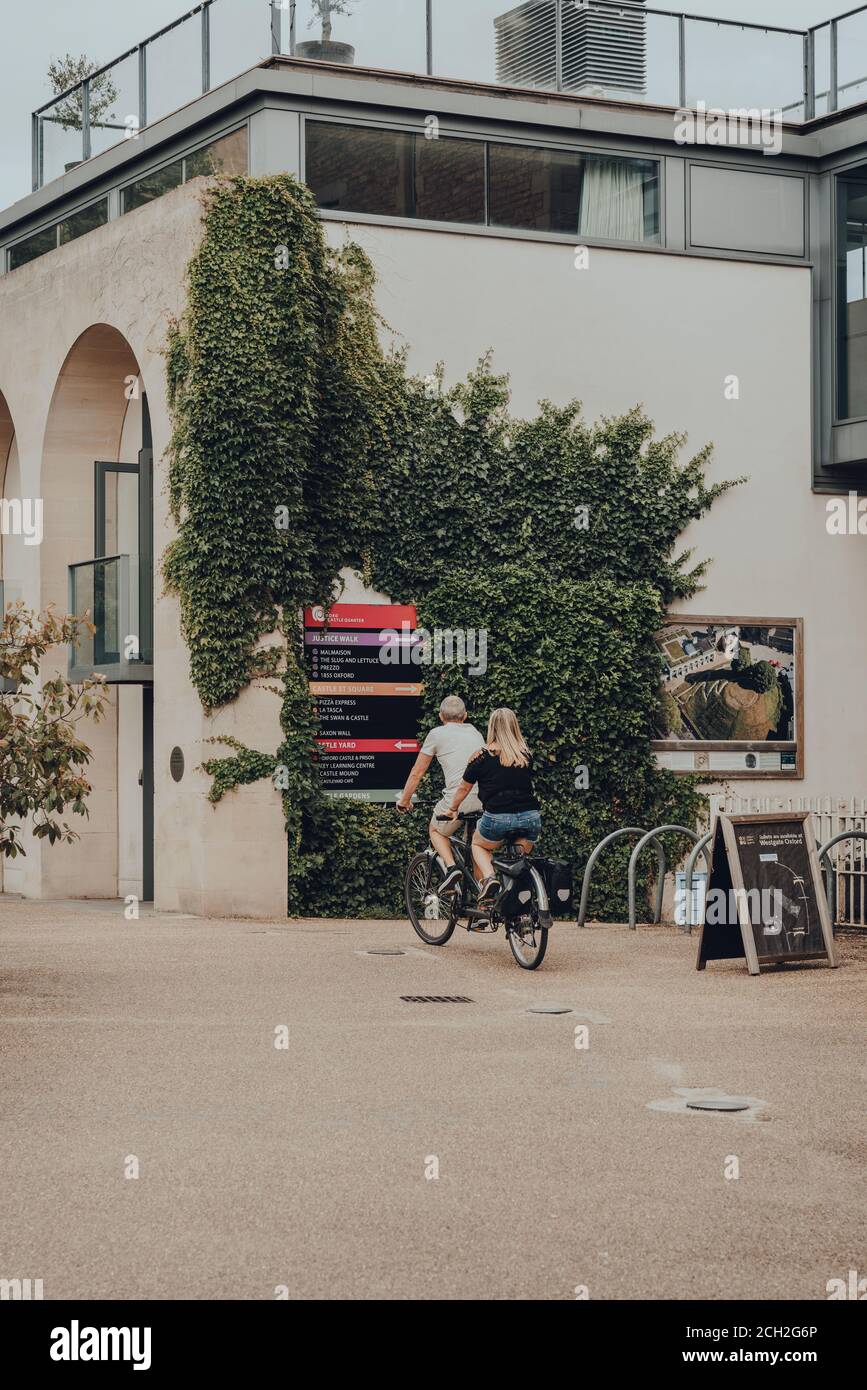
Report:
8,225,58,270
58,200,109,245
584,153,659,243
7,197,109,271
121,127,248,214
837,170,867,421
414,135,486,225
305,119,660,244
489,143,582,233
122,159,184,212
305,122,486,225
183,127,248,181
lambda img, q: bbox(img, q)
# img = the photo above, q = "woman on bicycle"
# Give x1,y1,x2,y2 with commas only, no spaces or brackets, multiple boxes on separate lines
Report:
446,707,541,905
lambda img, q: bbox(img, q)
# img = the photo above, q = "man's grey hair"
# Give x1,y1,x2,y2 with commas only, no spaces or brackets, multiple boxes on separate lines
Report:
439,695,467,722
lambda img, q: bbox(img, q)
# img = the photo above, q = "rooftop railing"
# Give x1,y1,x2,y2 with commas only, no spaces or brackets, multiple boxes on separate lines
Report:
30,0,867,191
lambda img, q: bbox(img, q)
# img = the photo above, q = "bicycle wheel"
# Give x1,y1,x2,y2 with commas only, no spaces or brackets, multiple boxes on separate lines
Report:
405,852,458,946
507,914,548,969
505,870,549,969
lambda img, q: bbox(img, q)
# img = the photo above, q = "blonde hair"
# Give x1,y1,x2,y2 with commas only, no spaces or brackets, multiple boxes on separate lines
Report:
486,707,530,768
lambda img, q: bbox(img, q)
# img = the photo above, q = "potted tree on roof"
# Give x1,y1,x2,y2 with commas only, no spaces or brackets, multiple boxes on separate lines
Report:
296,0,356,65
46,55,119,171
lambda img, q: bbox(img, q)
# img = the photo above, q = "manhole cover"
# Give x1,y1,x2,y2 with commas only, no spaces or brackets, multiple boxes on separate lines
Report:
686,1098,751,1113
400,995,474,1003
526,1003,573,1015
366,949,406,956
648,1087,767,1120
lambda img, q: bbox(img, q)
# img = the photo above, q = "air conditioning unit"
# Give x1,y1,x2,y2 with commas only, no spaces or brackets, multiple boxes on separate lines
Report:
495,0,648,99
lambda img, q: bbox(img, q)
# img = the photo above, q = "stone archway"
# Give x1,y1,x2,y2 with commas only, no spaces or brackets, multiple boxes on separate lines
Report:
37,325,147,901
0,389,24,602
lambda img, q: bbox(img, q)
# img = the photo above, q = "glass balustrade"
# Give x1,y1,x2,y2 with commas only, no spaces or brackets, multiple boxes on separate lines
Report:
683,17,804,122
27,2,867,191
36,96,86,186
88,53,140,159
838,8,867,113
68,555,148,682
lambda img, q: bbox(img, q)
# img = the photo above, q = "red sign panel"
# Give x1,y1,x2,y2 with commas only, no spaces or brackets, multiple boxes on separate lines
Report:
303,604,417,630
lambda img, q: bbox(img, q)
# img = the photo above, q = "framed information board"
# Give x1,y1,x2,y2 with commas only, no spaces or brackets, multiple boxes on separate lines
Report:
652,616,803,778
305,603,423,803
696,812,837,975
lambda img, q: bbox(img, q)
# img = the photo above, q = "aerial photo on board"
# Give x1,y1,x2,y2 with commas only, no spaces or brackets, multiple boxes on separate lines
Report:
653,622,796,744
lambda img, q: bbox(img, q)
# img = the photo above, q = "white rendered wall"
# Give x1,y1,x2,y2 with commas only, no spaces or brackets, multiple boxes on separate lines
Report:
324,221,863,802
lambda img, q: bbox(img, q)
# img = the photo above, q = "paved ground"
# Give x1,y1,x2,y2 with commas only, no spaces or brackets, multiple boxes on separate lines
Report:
0,898,865,1301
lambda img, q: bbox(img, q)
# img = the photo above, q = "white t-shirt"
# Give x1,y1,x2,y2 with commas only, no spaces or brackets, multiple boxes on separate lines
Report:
421,721,485,802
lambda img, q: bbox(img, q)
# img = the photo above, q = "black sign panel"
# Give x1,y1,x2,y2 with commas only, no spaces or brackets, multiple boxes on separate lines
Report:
308,640,397,680
313,748,418,794
697,813,837,976
313,695,421,740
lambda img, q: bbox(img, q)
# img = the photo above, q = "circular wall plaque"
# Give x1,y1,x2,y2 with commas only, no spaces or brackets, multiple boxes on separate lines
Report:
170,747,185,783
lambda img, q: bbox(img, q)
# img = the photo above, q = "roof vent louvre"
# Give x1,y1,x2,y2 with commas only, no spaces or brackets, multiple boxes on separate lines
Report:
495,0,648,98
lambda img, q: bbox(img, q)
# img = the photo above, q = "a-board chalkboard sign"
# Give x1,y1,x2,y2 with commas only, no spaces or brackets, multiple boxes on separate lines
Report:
696,812,837,976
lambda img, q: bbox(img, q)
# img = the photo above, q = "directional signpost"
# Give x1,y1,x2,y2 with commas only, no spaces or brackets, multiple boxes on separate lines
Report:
304,603,424,802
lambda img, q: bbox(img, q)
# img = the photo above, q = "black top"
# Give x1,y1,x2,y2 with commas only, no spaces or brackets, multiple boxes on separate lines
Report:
463,748,540,814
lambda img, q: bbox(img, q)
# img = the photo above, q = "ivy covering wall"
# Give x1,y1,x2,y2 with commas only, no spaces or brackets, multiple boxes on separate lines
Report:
165,175,736,919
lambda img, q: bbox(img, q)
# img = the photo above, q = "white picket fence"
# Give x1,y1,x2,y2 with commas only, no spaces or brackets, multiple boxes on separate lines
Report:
709,793,867,929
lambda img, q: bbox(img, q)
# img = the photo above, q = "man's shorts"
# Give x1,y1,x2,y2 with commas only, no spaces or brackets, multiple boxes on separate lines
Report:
429,794,482,837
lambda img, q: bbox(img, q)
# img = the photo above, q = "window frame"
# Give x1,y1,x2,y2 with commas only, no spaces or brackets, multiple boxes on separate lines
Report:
118,120,249,216
833,164,867,428
305,118,488,227
301,113,665,252
5,193,110,272
94,461,139,560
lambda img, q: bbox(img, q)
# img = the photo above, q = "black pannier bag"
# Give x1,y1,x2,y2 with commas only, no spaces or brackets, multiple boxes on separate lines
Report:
539,859,574,916
495,859,536,918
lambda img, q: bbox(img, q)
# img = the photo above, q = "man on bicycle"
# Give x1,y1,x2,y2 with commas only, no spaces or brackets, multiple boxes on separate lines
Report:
396,695,484,895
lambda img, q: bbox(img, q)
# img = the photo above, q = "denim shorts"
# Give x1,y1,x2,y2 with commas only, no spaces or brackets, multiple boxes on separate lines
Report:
477,810,542,844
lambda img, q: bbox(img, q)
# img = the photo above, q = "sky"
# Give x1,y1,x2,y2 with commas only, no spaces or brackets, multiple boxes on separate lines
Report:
0,0,860,212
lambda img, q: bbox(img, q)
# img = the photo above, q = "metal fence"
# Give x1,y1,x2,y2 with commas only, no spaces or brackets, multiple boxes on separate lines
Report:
30,0,867,191
710,792,867,930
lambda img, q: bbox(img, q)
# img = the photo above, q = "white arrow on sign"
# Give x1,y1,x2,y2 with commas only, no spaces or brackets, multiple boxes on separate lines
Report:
394,741,417,751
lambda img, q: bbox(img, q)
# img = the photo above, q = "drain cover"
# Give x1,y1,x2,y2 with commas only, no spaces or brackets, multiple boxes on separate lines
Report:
401,995,473,1003
686,1098,751,1113
366,948,406,956
527,1003,573,1015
